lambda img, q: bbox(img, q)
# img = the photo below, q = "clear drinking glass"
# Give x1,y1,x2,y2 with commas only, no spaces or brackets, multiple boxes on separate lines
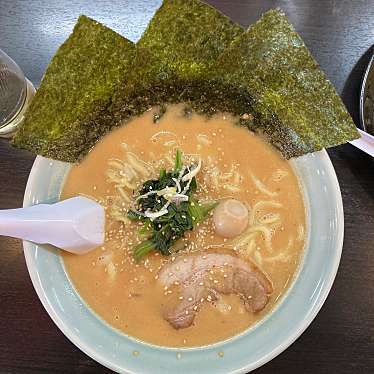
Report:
0,49,35,138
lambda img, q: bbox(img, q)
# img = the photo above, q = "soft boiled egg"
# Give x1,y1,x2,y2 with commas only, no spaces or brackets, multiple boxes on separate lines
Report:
213,199,249,238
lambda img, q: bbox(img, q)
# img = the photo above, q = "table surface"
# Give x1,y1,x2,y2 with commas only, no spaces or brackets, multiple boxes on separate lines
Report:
1,0,374,373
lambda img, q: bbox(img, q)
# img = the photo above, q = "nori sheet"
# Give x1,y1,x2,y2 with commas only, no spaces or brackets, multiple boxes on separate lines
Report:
73,0,246,151
91,6,359,160
138,0,243,77
110,8,358,159
13,4,358,163
214,9,359,157
13,0,244,162
105,47,252,126
12,15,136,162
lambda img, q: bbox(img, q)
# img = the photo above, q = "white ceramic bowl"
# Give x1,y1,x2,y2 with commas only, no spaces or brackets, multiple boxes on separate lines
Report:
23,150,343,373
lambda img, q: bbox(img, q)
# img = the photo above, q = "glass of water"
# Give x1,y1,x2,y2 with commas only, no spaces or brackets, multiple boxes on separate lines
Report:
0,49,35,138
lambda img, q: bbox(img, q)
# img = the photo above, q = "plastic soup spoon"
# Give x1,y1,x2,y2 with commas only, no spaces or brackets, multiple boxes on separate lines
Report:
349,128,374,157
0,196,105,254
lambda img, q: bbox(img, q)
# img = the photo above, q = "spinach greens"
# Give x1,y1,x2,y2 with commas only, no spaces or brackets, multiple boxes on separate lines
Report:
127,150,216,260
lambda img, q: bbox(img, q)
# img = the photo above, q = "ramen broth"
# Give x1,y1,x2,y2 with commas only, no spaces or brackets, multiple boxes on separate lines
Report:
61,104,305,347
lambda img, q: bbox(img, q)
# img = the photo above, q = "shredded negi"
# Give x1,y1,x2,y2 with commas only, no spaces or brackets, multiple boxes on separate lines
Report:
127,149,217,260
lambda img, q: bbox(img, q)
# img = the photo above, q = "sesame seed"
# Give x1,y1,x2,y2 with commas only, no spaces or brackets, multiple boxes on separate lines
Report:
174,281,180,286
176,352,182,360
213,280,219,284
188,297,193,301
185,310,189,315
200,298,205,303
223,274,228,278
167,290,172,294
179,296,184,300
218,351,224,358
199,282,204,286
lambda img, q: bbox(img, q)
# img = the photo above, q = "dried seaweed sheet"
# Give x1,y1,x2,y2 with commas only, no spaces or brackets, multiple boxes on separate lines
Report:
93,0,247,143
13,1,243,162
12,15,136,162
215,9,359,157
105,7,359,160
12,5,358,163
138,0,243,77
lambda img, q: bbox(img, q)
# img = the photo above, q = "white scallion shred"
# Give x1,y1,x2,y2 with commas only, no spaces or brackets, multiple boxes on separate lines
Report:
172,177,181,193
135,190,158,202
123,155,201,221
145,208,169,220
182,158,201,182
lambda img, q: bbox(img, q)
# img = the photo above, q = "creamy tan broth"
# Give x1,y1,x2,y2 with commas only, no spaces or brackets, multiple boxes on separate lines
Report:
61,104,305,347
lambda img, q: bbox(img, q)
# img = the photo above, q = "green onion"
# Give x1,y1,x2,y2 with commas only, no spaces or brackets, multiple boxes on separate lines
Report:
159,168,166,178
188,198,218,227
174,149,182,172
133,240,156,262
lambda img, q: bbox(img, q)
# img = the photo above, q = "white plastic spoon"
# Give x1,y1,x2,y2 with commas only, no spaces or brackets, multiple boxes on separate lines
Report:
0,196,105,254
349,128,374,157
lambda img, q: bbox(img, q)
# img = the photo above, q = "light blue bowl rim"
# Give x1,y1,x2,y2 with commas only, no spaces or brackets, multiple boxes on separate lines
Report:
22,150,344,374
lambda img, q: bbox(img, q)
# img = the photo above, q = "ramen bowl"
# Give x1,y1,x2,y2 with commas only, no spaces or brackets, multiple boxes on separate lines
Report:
23,149,343,373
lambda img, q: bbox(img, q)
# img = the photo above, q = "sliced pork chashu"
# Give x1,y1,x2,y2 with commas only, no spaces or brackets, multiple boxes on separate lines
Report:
158,251,273,329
